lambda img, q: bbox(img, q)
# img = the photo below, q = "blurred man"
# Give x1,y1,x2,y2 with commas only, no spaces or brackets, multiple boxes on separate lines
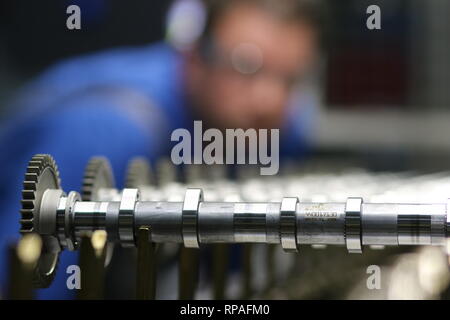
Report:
0,0,323,298
184,0,319,131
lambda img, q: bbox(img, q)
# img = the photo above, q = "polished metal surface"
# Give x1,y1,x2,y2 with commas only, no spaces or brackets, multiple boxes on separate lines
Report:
182,189,203,248
119,189,139,247
280,197,299,252
345,197,363,253
40,192,450,249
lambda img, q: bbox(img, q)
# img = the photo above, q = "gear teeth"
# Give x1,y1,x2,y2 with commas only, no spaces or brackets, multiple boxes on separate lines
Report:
20,154,60,233
25,173,39,182
19,154,62,288
125,157,153,188
81,157,115,201
19,216,34,223
21,198,34,208
23,182,37,190
20,209,34,219
22,190,36,200
19,218,34,232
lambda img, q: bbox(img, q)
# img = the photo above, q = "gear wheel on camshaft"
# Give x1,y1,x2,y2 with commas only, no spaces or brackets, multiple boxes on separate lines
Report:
20,154,62,288
81,156,115,201
125,157,153,188
81,156,116,267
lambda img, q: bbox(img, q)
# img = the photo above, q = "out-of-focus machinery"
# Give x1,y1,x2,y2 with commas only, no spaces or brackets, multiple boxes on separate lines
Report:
9,154,450,299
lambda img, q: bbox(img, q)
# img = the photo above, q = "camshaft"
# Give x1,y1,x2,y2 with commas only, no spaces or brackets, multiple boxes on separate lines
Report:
20,154,450,290
39,188,450,252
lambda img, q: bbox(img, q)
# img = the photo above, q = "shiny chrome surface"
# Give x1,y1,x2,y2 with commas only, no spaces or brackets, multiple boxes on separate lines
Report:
38,190,450,250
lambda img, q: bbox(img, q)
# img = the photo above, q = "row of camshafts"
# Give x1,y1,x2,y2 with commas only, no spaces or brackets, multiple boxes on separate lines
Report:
8,155,450,299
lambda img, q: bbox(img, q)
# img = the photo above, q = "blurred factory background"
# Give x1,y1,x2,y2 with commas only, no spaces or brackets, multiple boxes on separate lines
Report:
1,0,450,172
1,0,450,300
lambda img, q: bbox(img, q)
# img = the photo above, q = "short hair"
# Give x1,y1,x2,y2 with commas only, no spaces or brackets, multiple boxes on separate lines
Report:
200,0,326,42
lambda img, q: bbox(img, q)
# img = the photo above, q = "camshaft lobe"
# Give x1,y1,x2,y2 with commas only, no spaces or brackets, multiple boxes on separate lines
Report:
48,188,450,252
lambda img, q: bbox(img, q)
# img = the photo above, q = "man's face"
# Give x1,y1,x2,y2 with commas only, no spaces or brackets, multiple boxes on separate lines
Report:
185,4,318,130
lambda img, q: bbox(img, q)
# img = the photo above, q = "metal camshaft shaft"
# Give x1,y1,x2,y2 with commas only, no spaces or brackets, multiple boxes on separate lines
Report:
42,189,450,250
20,154,450,288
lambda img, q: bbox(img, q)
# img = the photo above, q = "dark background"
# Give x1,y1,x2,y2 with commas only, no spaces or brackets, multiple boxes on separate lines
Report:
2,0,449,110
